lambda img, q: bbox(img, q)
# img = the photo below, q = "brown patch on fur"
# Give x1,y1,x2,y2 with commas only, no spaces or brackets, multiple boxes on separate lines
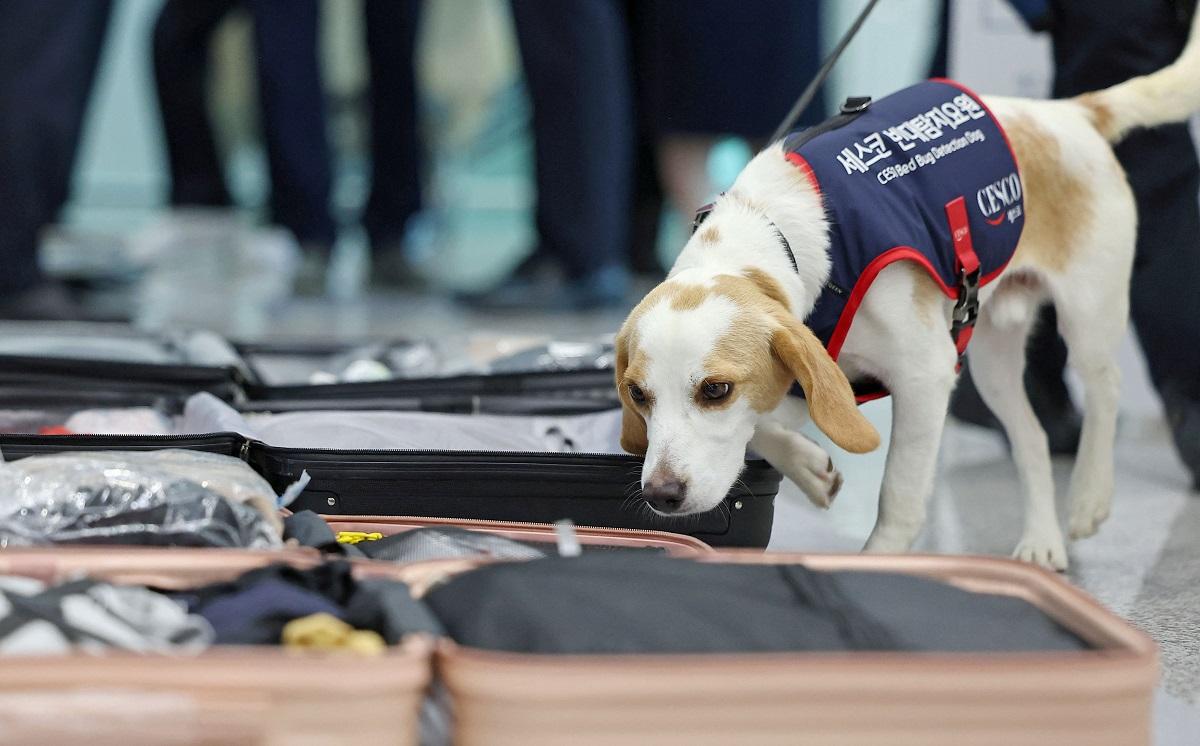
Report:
699,224,720,244
613,327,647,455
741,268,791,312
668,284,709,311
1005,114,1094,273
1076,93,1117,141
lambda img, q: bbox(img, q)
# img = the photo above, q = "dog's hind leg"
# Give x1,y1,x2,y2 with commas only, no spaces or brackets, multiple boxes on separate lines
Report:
969,295,1068,569
1047,276,1127,540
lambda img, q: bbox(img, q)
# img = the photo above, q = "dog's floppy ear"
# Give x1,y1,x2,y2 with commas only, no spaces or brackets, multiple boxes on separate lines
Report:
614,329,648,456
771,313,880,454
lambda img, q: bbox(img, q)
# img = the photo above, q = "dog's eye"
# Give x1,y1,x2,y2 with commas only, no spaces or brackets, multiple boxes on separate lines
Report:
701,381,732,401
628,384,647,403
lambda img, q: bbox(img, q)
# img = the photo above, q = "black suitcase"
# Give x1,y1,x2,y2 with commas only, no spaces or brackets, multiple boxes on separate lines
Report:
0,327,617,415
0,433,780,548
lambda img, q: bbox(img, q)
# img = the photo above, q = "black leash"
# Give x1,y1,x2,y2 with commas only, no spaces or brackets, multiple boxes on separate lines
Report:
768,0,884,144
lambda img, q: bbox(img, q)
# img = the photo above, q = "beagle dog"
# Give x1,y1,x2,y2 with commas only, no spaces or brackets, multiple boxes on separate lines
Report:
616,14,1200,570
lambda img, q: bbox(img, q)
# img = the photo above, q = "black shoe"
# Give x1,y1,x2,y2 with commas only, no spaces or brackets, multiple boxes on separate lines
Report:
951,365,1082,456
0,281,126,322
1162,380,1200,491
368,246,424,291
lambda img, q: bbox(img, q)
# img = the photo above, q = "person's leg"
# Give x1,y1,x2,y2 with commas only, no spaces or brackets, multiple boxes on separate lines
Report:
0,0,112,317
507,0,633,285
152,0,237,208
1117,125,1200,487
1050,0,1200,485
362,0,423,253
656,135,718,233
245,0,335,248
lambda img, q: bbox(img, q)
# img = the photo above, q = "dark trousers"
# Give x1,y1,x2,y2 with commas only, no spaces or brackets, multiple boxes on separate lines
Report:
509,0,634,279
1036,0,1200,393
0,0,113,292
153,0,335,246
362,0,424,250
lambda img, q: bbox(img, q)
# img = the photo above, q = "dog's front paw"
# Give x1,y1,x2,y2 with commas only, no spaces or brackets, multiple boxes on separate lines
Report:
793,456,843,509
1013,533,1069,571
1068,494,1111,540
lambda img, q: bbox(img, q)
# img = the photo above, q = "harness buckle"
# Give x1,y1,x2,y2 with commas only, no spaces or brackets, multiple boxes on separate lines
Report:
951,267,981,338
691,201,717,234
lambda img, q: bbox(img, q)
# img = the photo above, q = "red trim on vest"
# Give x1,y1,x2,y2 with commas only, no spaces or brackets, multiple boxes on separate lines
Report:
785,151,822,198
824,246,957,364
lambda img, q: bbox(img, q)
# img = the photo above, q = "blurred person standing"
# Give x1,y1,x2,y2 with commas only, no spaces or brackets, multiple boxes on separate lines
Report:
948,0,1200,488
632,0,824,235
361,0,426,289
461,0,636,311
152,0,335,293
0,0,114,320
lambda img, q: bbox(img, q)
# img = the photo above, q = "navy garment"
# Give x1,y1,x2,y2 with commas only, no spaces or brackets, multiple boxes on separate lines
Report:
362,0,424,251
632,0,824,139
1050,0,1200,393
784,81,1025,359
153,0,335,247
177,562,441,645
0,0,113,293
509,0,633,279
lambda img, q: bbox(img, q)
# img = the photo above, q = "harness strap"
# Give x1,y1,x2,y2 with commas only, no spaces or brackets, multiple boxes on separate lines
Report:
692,195,800,276
944,196,982,365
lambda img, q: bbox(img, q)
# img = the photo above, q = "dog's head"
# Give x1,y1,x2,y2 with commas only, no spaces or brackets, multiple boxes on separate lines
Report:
616,270,879,515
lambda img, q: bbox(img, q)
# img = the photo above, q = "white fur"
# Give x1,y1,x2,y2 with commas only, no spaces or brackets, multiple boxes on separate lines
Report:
630,15,1200,569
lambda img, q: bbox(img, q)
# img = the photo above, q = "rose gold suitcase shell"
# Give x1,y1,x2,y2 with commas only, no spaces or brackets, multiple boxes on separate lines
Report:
321,514,712,555
426,553,1158,746
0,548,431,746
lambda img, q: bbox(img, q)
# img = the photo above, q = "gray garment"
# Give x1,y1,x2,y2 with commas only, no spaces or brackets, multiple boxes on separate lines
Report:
183,392,624,453
0,576,213,655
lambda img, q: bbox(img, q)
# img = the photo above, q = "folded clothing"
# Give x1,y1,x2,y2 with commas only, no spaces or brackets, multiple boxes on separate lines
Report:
175,562,442,645
0,450,284,548
424,554,1089,655
181,392,623,453
354,527,546,564
283,511,547,562
0,450,280,549
0,576,212,656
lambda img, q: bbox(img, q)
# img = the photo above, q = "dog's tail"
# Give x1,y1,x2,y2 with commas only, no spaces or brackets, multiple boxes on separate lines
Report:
1077,9,1200,143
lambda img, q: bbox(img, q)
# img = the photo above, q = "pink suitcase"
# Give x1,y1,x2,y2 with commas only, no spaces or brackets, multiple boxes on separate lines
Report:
0,548,431,746
416,552,1158,746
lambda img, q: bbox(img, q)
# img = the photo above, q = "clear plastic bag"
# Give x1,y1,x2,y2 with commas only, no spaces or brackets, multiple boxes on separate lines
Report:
0,450,284,549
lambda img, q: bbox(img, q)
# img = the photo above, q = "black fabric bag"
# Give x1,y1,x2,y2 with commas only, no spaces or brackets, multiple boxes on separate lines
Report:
423,554,1089,655
0,434,779,548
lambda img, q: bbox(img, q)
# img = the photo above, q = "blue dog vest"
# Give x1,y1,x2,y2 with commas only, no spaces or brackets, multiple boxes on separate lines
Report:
783,79,1025,400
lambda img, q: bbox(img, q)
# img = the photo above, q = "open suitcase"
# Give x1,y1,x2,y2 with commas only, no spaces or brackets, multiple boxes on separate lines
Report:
405,552,1158,746
0,433,780,548
0,547,431,746
0,324,619,415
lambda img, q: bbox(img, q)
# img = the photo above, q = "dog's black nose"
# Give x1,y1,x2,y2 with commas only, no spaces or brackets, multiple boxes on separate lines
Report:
643,477,687,513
